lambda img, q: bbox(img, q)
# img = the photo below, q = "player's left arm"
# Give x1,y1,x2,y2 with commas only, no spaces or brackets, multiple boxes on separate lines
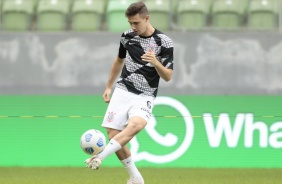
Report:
141,48,173,82
154,56,173,82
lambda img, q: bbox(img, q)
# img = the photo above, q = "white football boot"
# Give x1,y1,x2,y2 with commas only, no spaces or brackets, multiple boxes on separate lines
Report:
84,155,102,170
127,177,144,184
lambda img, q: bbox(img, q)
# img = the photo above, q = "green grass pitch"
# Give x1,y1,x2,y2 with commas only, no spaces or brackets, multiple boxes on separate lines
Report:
0,167,282,184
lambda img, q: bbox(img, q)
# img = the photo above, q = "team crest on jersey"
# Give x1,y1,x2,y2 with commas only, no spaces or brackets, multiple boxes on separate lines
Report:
107,111,116,122
147,44,157,52
147,101,152,109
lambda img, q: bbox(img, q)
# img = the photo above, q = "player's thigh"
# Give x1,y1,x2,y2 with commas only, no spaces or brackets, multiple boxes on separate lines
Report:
101,88,130,130
127,116,147,134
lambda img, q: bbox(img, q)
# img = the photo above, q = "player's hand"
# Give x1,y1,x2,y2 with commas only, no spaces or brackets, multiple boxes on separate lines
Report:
141,48,159,67
103,88,111,103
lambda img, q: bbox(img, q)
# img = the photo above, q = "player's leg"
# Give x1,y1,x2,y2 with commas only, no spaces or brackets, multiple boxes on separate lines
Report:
117,145,144,184
106,128,144,183
112,116,147,145
86,118,146,182
86,89,152,184
94,117,146,160
91,88,130,161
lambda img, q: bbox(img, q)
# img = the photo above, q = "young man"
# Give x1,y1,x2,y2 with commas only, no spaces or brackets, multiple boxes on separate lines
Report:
85,1,174,184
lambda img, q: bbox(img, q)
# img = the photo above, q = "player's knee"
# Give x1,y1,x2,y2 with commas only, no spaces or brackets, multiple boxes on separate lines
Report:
128,117,146,132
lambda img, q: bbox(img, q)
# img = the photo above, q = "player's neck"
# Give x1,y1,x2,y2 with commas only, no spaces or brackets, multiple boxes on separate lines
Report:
142,24,155,37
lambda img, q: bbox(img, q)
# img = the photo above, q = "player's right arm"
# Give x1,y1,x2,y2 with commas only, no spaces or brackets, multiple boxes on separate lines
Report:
103,56,125,103
103,33,127,103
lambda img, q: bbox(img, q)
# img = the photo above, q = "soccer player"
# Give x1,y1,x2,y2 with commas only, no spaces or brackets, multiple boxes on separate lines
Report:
85,1,174,183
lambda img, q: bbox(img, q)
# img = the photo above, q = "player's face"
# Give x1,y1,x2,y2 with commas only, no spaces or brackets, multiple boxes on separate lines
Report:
128,14,149,36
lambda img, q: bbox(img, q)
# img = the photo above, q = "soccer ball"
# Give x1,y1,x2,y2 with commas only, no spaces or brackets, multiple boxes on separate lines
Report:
80,129,106,155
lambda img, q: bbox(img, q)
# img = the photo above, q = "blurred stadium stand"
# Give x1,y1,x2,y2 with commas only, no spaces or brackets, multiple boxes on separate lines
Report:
144,0,171,31
1,0,34,31
176,0,210,30
211,0,244,30
106,0,136,32
248,0,279,29
0,0,281,32
36,0,69,31
71,0,104,31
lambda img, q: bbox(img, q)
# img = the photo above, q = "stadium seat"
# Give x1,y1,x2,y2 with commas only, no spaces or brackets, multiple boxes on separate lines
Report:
176,0,210,30
144,0,171,31
37,0,70,31
71,0,104,31
106,0,136,32
211,0,244,29
248,0,279,30
2,0,34,31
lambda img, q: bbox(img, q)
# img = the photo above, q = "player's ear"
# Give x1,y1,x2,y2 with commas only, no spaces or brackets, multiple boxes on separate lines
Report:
145,15,149,22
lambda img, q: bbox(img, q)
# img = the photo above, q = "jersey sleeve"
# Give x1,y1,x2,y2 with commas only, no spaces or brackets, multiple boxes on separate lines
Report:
118,33,126,59
160,36,174,70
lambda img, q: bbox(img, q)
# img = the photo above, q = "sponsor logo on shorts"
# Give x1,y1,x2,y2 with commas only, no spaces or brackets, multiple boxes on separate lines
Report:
107,111,116,122
141,107,151,118
147,101,152,109
141,108,150,114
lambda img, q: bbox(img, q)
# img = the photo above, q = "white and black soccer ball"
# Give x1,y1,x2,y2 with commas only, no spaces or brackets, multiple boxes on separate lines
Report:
80,129,106,155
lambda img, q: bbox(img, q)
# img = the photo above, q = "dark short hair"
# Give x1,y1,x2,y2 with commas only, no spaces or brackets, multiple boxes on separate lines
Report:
125,1,149,18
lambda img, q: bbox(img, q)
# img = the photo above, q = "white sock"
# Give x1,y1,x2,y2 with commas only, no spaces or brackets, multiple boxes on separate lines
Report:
121,156,143,179
98,139,122,160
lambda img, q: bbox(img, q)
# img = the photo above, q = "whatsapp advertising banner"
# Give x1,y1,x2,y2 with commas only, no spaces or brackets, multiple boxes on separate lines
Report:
0,95,281,168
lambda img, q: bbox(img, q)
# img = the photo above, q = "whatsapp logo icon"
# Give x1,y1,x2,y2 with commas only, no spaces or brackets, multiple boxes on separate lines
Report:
130,96,194,164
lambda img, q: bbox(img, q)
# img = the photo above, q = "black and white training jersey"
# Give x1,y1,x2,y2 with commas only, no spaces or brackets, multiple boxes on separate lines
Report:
116,29,174,97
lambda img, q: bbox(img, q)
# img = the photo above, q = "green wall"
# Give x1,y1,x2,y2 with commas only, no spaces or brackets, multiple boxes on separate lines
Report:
0,95,282,168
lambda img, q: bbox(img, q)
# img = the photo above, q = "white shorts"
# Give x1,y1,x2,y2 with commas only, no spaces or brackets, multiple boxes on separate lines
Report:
101,87,155,131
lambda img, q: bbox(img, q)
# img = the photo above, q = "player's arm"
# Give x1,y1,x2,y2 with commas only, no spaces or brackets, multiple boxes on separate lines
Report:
105,56,125,90
141,49,173,82
103,56,125,102
103,34,127,102
152,57,172,82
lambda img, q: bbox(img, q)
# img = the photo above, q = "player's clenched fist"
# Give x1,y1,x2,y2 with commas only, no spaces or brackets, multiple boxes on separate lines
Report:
141,48,159,67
